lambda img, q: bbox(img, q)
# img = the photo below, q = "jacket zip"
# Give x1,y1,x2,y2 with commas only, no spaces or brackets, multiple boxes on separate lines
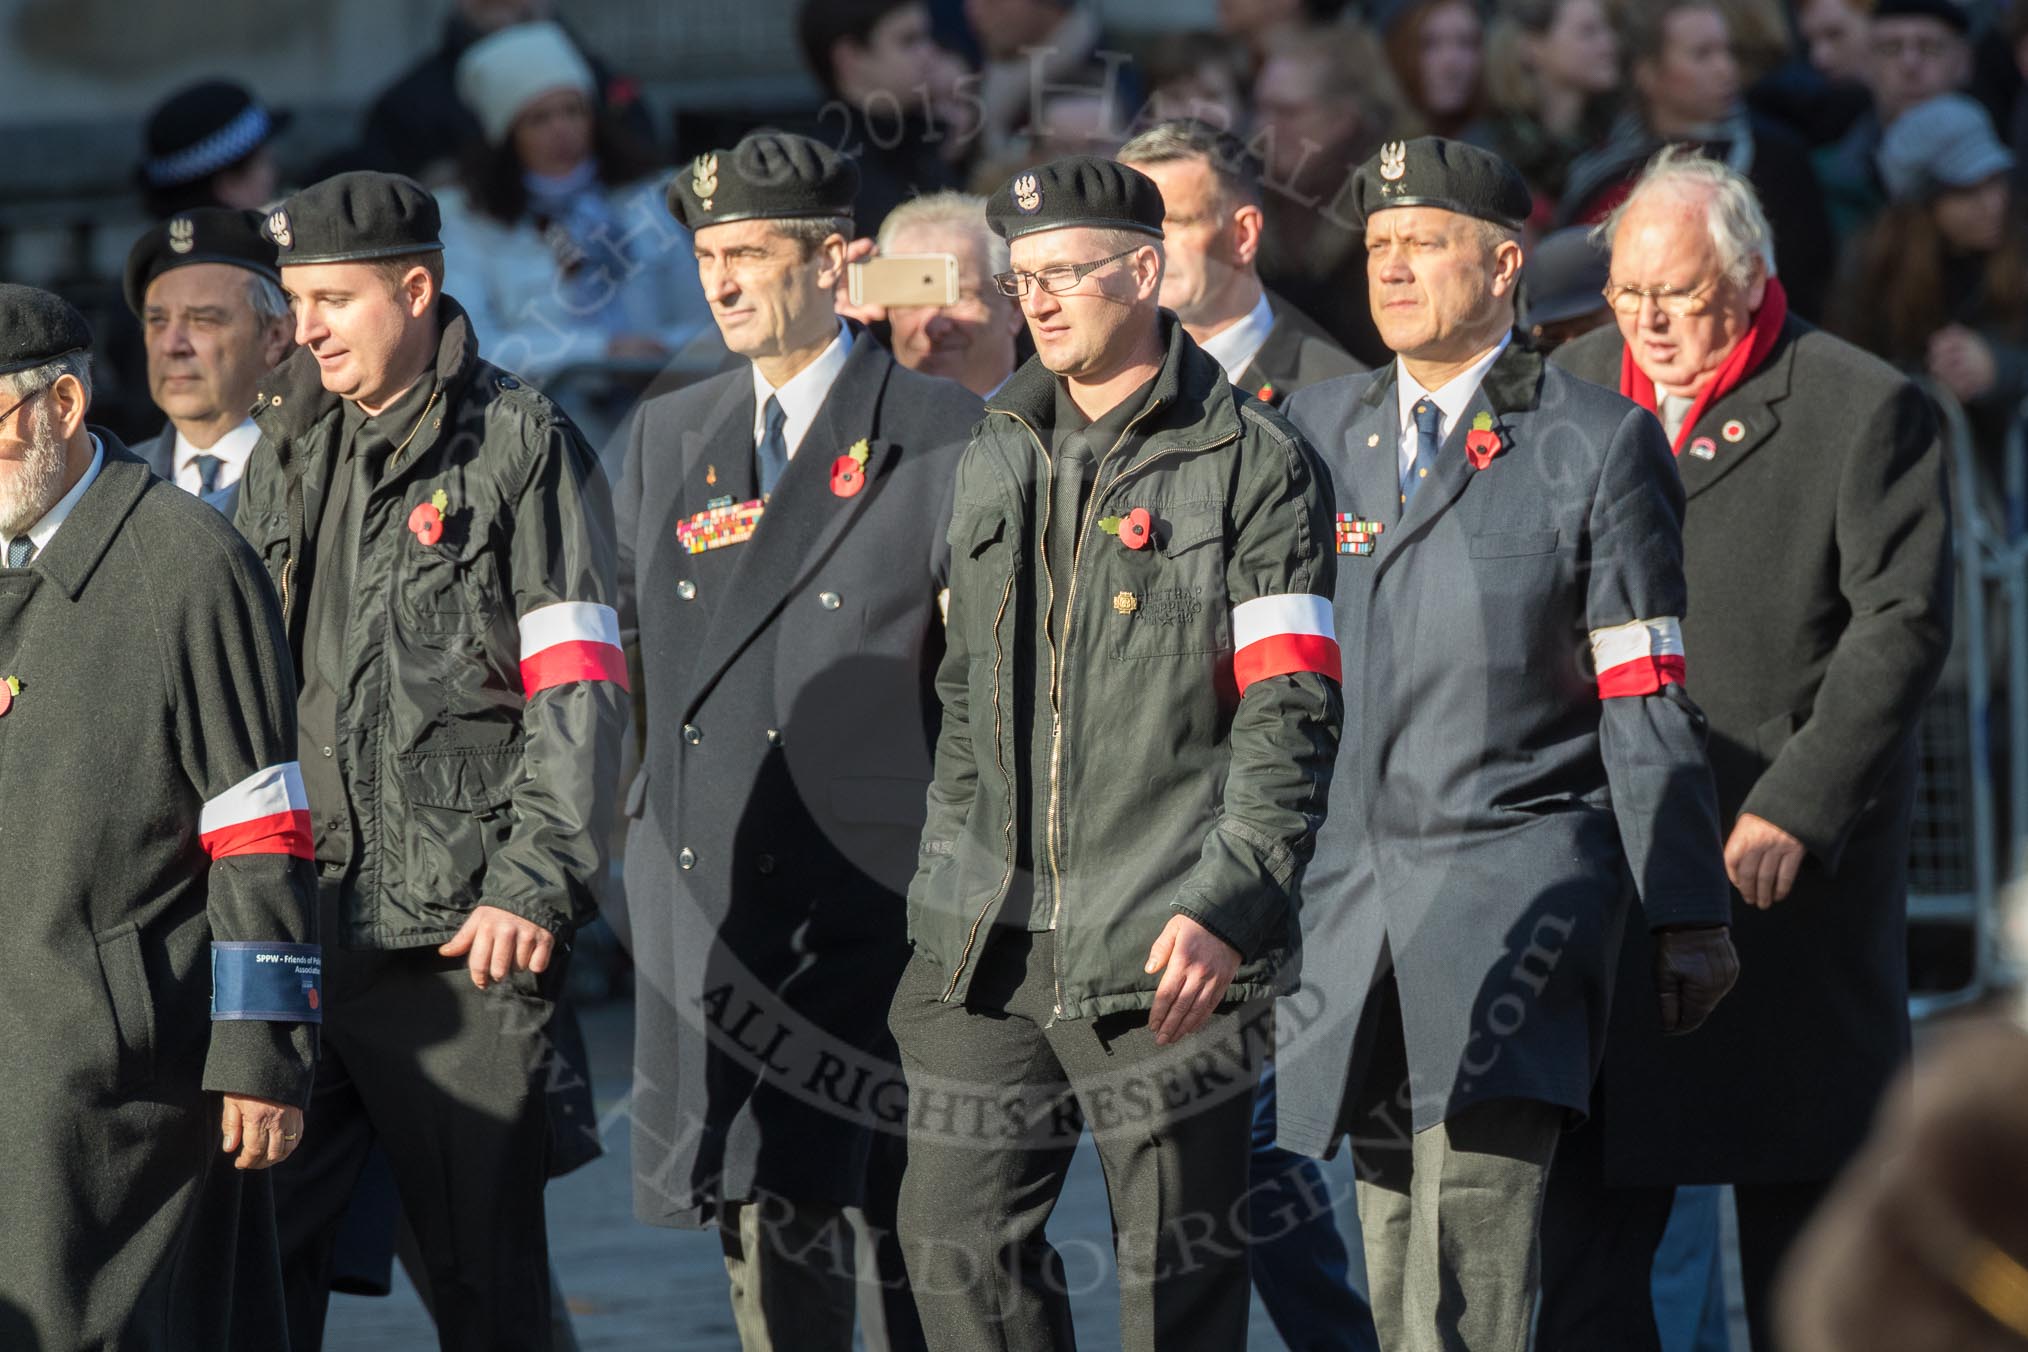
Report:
1045,406,1241,1017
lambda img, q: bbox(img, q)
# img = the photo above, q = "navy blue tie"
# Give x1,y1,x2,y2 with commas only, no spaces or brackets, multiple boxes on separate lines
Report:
195,454,223,496
755,396,788,496
5,537,31,569
1402,400,1443,509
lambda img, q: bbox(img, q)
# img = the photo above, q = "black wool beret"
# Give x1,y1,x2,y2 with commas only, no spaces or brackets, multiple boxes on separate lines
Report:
123,207,281,315
262,171,444,267
985,155,1167,243
1352,137,1533,232
0,285,93,377
666,132,860,232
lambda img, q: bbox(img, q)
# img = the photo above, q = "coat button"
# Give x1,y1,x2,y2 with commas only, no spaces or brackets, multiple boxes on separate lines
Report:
683,724,702,745
819,591,842,610
756,854,776,875
765,728,782,747
678,847,696,870
678,580,697,601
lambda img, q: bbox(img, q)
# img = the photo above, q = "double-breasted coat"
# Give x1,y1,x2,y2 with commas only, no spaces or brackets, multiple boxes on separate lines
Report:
1554,318,1953,1184
616,332,982,1227
0,440,316,1348
1274,341,1732,1156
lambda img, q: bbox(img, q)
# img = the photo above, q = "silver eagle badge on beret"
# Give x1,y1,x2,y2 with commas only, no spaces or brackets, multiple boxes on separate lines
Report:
168,217,195,254
265,208,292,250
692,153,719,213
1014,173,1042,214
1380,142,1407,180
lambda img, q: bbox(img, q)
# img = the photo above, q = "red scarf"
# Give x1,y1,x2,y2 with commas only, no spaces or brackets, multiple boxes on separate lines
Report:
1618,277,1788,456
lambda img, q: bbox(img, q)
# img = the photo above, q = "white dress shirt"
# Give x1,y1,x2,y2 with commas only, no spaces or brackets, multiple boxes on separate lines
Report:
172,417,260,496
751,322,854,461
1,435,104,561
1394,332,1512,481
1197,291,1277,387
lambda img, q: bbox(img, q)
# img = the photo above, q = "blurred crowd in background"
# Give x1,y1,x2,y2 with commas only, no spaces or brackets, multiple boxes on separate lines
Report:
55,0,2028,478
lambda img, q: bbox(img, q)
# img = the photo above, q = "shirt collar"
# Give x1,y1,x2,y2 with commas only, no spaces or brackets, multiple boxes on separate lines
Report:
1396,331,1512,435
1196,290,1277,386
752,322,853,459
172,418,261,479
4,434,104,557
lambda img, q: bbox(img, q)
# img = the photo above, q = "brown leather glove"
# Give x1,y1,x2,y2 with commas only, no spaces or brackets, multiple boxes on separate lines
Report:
1653,925,1740,1035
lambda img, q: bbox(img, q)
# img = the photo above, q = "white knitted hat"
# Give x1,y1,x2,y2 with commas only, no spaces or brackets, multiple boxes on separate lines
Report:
455,21,598,146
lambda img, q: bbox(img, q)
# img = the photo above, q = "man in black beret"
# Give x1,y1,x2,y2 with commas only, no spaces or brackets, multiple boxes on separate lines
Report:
0,283,317,1347
125,208,294,515
890,152,1342,1348
618,127,980,1350
1264,136,1738,1351
233,171,626,1352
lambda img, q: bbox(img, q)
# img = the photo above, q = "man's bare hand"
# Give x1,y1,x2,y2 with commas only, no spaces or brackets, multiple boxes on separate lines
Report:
439,904,555,990
221,1094,304,1170
835,237,887,326
1725,812,1806,909
1144,914,1242,1046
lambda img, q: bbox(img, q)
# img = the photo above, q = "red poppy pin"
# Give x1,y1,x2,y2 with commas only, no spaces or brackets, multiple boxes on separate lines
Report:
1255,381,1277,404
408,489,450,546
0,675,18,718
1099,506,1154,550
1463,411,1505,470
831,438,871,498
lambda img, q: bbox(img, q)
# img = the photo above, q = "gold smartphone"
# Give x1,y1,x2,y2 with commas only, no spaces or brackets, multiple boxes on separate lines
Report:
849,253,961,308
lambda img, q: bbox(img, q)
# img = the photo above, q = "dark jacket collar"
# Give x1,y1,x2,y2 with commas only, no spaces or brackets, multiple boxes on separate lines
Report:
986,310,1241,450
30,432,151,601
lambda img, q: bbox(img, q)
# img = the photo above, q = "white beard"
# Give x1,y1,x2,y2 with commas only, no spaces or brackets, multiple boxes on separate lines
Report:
0,401,70,540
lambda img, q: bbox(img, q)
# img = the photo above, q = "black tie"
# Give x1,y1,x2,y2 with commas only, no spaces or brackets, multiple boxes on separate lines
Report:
6,537,32,569
756,396,788,496
195,454,223,496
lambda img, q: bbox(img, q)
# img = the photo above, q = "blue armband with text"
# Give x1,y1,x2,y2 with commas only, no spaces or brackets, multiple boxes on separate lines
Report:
211,942,323,1023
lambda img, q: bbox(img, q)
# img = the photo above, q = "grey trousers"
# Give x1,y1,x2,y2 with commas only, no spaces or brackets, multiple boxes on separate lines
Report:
889,932,1271,1352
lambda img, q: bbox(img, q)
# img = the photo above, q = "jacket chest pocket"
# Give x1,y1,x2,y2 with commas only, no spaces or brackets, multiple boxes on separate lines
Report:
1109,502,1227,660
947,502,1019,650
400,509,502,636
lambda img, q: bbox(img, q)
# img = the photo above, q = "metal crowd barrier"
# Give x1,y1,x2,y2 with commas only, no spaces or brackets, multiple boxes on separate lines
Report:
1905,380,2025,1019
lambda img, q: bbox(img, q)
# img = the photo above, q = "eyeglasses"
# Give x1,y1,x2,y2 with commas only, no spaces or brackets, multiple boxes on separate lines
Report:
1601,277,1721,318
992,247,1141,298
0,387,45,428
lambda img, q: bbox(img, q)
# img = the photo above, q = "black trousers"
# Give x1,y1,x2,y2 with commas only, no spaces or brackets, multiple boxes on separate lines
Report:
270,888,558,1352
1538,1107,1832,1351
888,931,1270,1352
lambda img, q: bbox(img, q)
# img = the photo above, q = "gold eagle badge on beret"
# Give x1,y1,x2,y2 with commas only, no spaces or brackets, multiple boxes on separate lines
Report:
692,153,719,213
1014,173,1042,214
168,217,195,254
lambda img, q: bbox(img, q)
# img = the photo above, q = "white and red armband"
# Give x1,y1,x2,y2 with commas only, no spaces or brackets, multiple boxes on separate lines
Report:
518,601,629,697
1232,594,1342,693
1590,616,1687,698
200,763,313,860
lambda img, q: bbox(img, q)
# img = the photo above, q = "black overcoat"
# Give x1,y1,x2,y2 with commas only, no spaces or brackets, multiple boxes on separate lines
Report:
1556,318,1952,1184
0,440,316,1347
615,334,982,1227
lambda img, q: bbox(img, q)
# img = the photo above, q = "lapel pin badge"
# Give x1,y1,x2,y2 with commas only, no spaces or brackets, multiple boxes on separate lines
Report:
1113,590,1138,615
1722,419,1746,443
1463,411,1504,470
1100,506,1154,551
1689,436,1717,460
407,489,449,546
0,675,20,718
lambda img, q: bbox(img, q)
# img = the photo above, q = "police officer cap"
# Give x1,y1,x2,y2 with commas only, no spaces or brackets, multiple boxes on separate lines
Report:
666,132,860,231
261,171,445,267
0,285,92,377
123,208,281,316
985,155,1167,243
1353,137,1532,232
